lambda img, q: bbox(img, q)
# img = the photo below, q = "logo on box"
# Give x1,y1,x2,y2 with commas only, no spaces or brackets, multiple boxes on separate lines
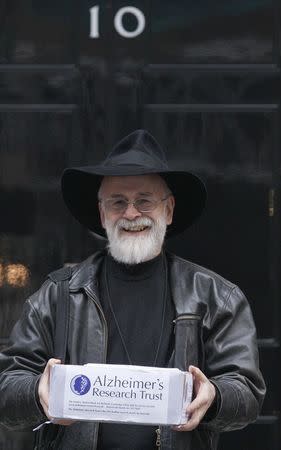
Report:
70,375,91,395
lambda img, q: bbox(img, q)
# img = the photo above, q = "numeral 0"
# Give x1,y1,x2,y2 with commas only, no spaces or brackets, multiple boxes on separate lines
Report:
90,5,146,39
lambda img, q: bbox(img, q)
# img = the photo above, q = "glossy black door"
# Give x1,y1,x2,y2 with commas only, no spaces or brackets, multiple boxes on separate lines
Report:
0,1,279,448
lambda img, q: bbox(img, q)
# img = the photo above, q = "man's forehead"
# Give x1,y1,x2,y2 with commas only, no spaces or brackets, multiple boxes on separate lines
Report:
99,174,167,195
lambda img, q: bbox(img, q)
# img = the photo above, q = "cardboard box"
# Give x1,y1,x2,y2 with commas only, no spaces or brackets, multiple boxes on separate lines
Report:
49,363,193,425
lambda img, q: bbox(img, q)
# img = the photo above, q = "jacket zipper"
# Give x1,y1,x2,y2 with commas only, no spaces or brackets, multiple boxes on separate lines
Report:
155,426,161,448
86,287,165,449
84,286,108,450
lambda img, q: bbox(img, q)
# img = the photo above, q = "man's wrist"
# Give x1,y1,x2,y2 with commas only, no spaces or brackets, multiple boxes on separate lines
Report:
203,383,221,422
35,376,46,416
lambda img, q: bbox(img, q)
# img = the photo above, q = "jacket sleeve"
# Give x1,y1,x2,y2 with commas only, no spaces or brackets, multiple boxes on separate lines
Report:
0,282,55,430
203,285,266,431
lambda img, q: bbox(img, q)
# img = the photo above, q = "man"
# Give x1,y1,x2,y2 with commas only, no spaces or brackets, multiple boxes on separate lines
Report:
0,130,265,449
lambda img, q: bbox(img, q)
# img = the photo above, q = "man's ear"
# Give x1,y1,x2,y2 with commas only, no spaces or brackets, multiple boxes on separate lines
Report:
166,195,175,225
98,202,106,229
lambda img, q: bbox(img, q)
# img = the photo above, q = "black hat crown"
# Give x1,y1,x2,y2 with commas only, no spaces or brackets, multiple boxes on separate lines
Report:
103,130,168,171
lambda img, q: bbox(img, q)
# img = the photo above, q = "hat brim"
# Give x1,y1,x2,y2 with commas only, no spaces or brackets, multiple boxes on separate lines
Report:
61,166,206,238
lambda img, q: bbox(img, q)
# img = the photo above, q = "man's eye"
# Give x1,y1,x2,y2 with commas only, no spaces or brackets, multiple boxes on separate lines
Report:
136,199,153,208
112,199,127,209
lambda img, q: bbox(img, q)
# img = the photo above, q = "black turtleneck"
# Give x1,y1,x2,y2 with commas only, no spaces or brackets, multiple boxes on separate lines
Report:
97,251,175,450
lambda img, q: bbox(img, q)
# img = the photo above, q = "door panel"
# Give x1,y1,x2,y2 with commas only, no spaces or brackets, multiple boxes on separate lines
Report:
149,0,277,64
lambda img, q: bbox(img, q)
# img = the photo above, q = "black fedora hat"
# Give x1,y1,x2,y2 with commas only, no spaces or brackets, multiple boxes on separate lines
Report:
61,129,206,237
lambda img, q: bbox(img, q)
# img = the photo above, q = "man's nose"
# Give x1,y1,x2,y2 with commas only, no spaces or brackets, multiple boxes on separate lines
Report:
122,202,142,220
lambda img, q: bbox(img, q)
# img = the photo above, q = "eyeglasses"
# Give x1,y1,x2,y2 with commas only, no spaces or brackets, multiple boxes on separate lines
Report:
99,194,171,213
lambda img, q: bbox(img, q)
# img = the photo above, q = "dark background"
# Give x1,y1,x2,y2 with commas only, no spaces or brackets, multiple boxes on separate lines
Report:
0,1,280,448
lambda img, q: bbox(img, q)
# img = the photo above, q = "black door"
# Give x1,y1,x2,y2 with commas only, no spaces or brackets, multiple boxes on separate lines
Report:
0,1,279,448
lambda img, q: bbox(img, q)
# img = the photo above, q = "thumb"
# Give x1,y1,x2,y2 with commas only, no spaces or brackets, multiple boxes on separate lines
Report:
188,365,207,381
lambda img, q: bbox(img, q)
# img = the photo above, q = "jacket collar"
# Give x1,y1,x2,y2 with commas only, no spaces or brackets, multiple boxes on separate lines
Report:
69,250,197,317
69,251,105,296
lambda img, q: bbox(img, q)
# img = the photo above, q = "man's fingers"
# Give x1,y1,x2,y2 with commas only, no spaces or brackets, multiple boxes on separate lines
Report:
41,359,61,384
174,397,210,432
46,358,61,372
38,360,76,427
189,365,207,382
174,409,205,432
187,393,208,415
38,358,62,419
173,366,217,433
52,419,76,426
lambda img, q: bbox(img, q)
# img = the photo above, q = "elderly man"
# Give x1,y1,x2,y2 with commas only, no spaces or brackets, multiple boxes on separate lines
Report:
0,130,265,449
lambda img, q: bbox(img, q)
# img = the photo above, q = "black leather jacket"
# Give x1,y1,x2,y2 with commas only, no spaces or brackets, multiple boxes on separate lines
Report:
0,251,266,450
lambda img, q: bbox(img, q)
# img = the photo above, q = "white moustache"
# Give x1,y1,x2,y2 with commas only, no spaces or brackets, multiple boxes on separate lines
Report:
116,217,153,232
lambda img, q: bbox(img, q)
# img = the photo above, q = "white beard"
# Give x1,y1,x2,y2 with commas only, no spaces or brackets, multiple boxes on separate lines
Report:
104,215,167,265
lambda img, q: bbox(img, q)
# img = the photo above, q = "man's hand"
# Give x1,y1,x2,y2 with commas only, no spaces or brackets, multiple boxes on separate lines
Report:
38,358,75,426
174,365,216,432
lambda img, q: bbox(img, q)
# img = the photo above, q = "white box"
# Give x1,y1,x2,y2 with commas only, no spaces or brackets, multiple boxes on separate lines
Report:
49,363,193,425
